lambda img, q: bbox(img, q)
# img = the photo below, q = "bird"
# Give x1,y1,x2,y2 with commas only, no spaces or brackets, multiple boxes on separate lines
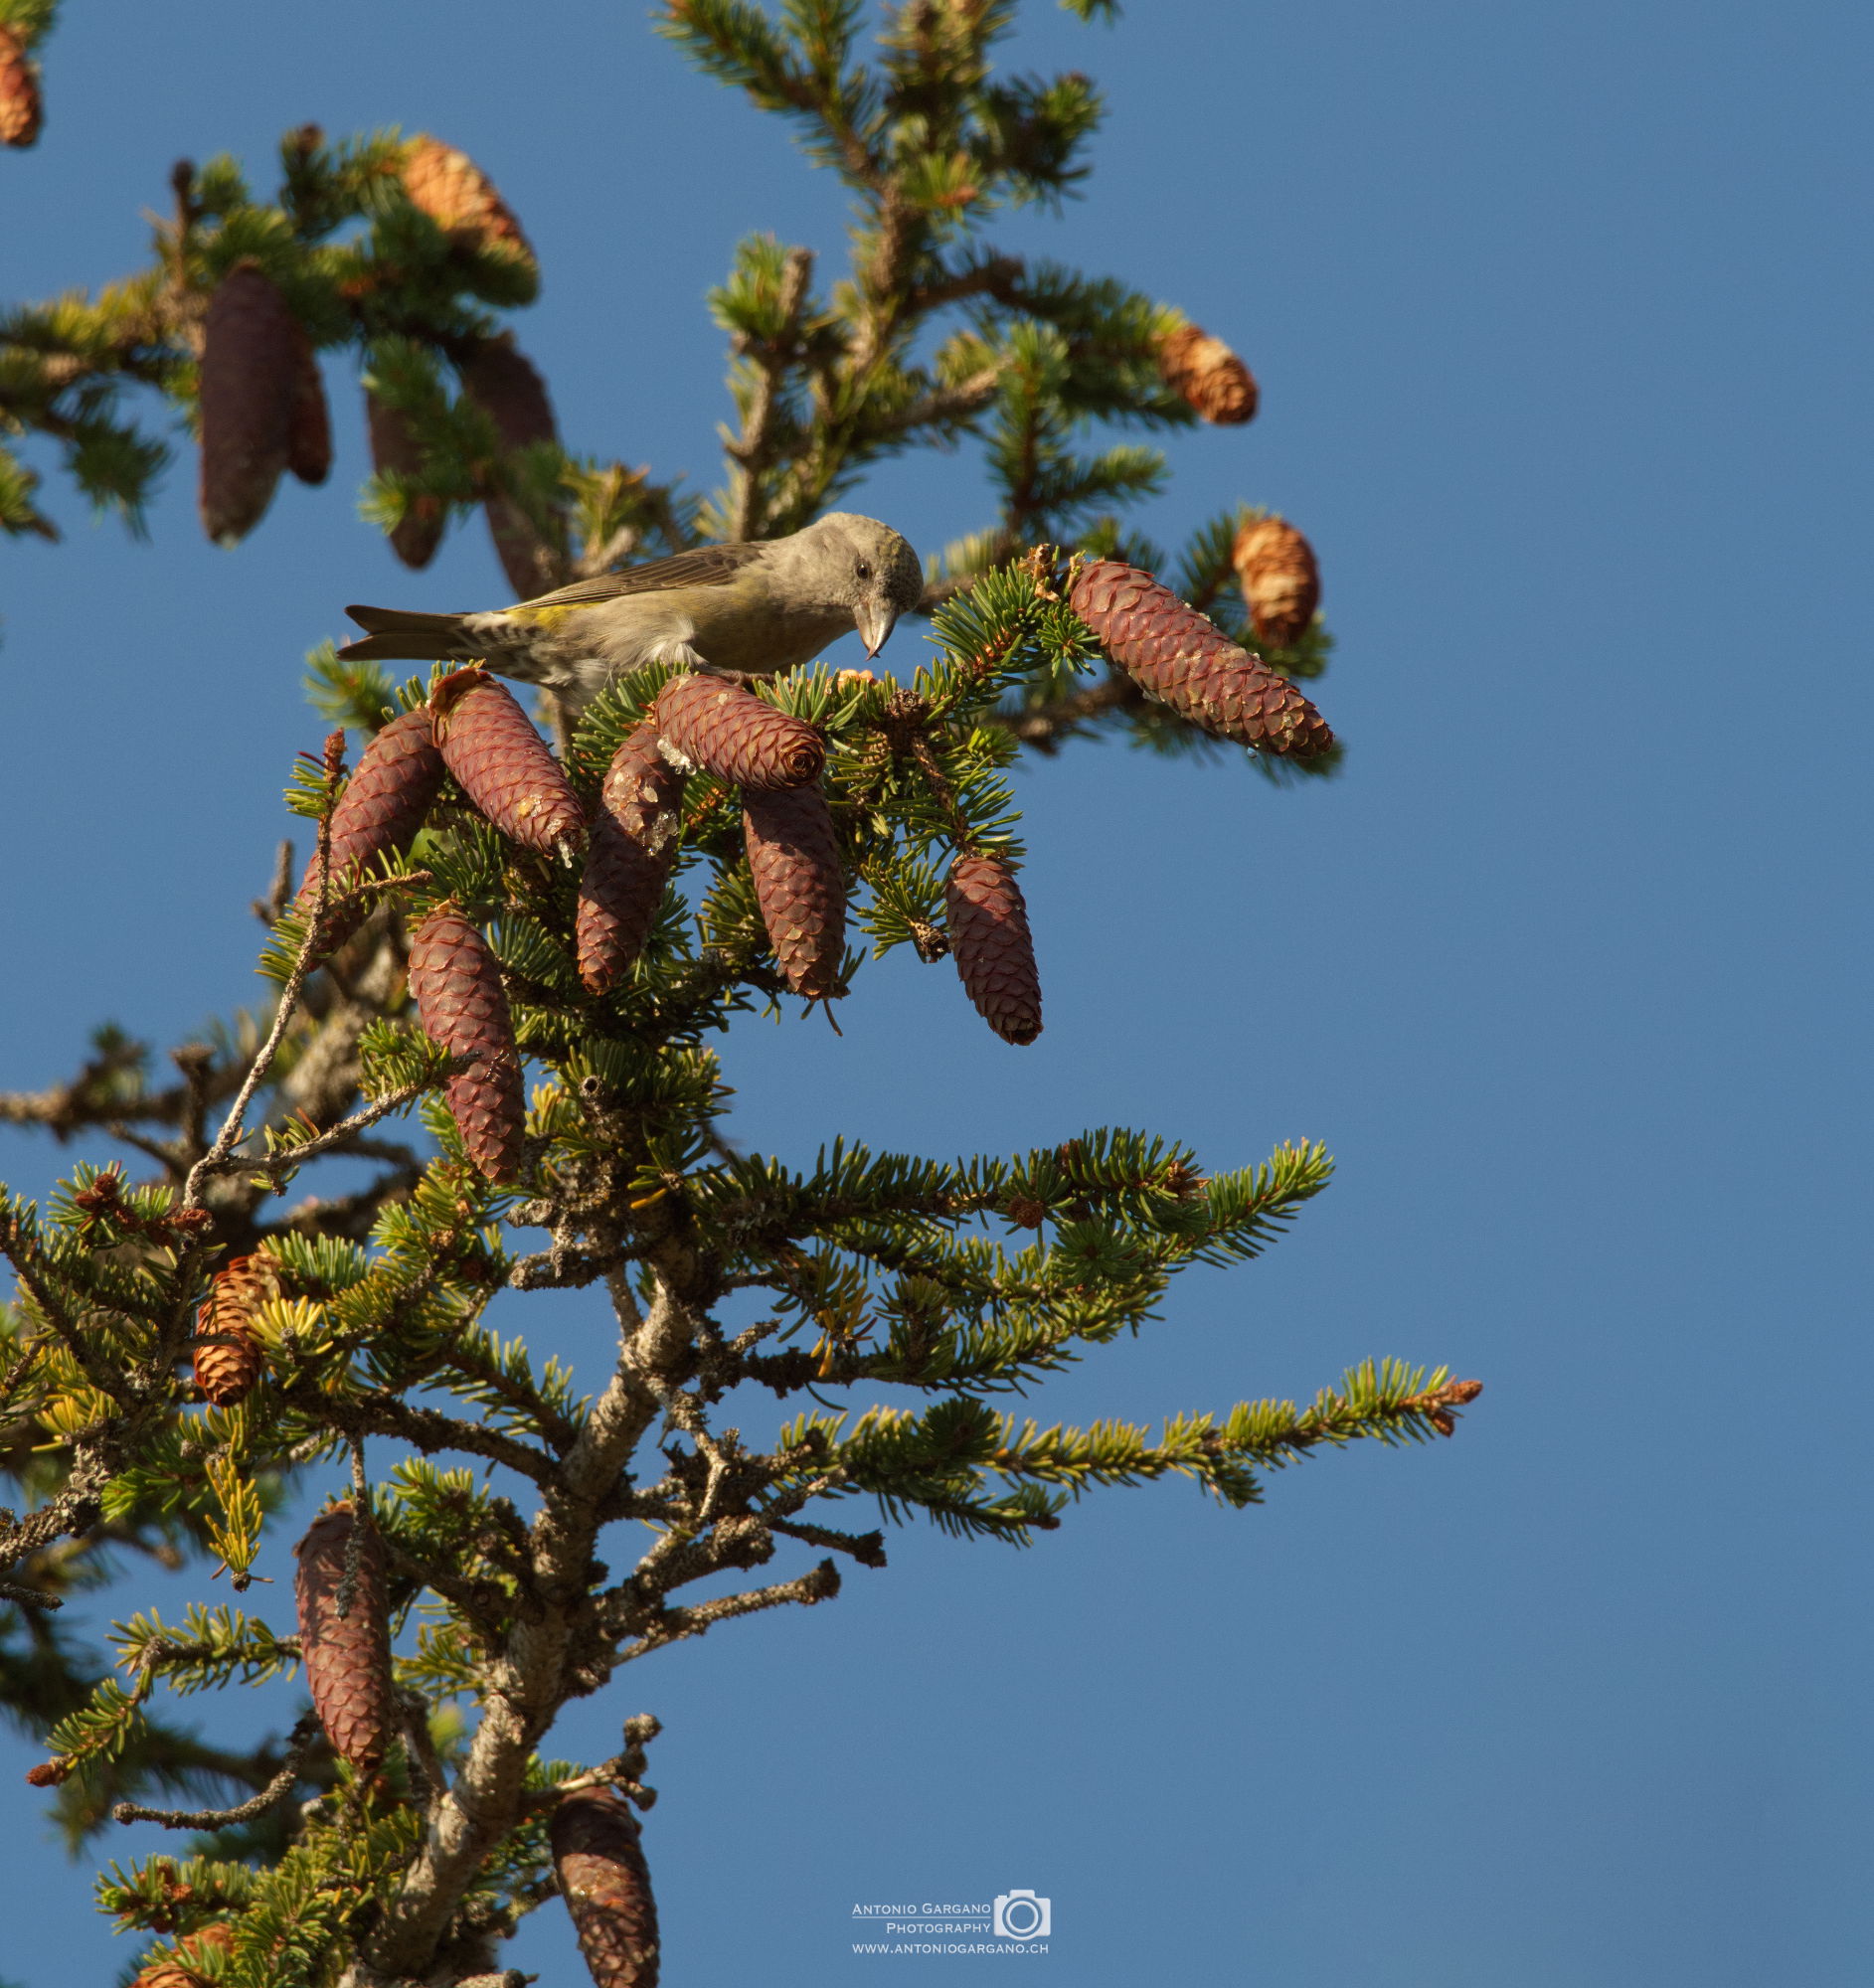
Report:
338,511,924,715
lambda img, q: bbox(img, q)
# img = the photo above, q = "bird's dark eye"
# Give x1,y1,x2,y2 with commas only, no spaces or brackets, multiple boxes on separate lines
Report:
855,561,872,580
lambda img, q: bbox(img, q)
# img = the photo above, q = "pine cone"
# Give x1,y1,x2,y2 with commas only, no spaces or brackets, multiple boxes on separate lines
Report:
297,706,445,917
1068,559,1333,757
0,25,41,148
134,1923,234,1988
198,263,300,546
407,903,526,1182
1231,515,1320,650
292,1505,394,1775
457,332,559,596
655,674,824,792
1154,324,1259,425
945,854,1042,1045
551,1787,661,1988
430,668,585,856
366,389,446,569
743,784,846,999
402,135,537,271
578,722,686,993
286,329,331,486
192,1253,276,1407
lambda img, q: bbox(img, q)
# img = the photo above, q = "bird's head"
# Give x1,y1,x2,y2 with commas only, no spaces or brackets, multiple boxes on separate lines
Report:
810,512,925,659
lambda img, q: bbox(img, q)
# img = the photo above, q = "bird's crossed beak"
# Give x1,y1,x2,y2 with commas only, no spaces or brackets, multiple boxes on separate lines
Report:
855,600,899,659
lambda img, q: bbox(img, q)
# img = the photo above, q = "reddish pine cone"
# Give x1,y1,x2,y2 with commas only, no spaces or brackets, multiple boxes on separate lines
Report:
578,722,687,994
551,1788,661,1988
198,263,301,546
192,1253,276,1407
1069,559,1333,757
408,904,525,1181
297,706,446,914
655,674,824,792
457,332,559,596
286,329,332,486
946,854,1042,1046
134,1923,234,1988
292,1505,394,1775
1231,514,1320,650
431,668,585,856
0,26,41,147
1154,324,1258,425
402,135,538,272
366,388,445,569
744,785,847,1000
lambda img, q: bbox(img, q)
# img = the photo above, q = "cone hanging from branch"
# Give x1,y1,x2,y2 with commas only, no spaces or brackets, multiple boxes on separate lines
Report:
285,330,331,486
551,1787,662,1988
655,674,824,791
366,389,446,569
743,783,847,999
198,263,301,546
296,706,445,936
192,1253,276,1407
430,668,585,857
401,135,538,274
578,722,687,994
132,1923,234,1988
292,1504,395,1775
1154,323,1258,425
408,902,526,1181
1231,514,1320,650
0,26,42,148
457,331,559,596
945,853,1042,1045
1069,559,1333,757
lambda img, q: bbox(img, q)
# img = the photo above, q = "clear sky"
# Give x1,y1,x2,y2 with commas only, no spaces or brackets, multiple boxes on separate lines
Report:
2,2,1871,1983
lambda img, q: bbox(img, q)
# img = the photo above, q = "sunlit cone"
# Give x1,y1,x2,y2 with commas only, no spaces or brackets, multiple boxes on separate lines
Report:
457,332,559,596
407,903,526,1182
366,388,446,569
133,1923,234,1988
1068,559,1333,757
292,1504,394,1775
655,674,823,792
286,329,331,485
430,667,585,856
945,853,1042,1045
191,1253,277,1407
402,135,538,272
0,26,41,148
743,783,846,1000
296,706,445,926
578,722,687,994
198,263,300,546
1154,323,1258,425
1231,514,1320,650
551,1787,661,1988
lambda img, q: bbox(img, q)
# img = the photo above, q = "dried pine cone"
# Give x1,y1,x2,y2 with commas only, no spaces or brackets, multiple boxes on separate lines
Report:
431,668,585,856
198,263,301,546
578,722,687,993
292,1505,394,1775
1069,559,1333,757
1231,514,1320,650
946,854,1042,1046
1154,323,1258,425
297,706,445,917
743,784,846,999
0,25,41,147
457,332,559,596
402,135,537,271
366,389,445,569
134,1923,234,1988
192,1253,277,1407
551,1788,661,1988
286,329,331,485
408,903,525,1181
656,674,823,792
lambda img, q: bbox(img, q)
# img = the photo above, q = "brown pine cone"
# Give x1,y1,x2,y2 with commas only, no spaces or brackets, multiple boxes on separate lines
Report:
134,1923,234,1988
402,135,538,271
192,1253,276,1407
292,1505,394,1775
1154,324,1258,425
945,854,1042,1046
1231,514,1320,650
1069,559,1333,757
551,1787,661,1988
457,332,559,596
578,722,687,993
297,706,446,915
0,26,41,148
430,668,585,856
366,389,446,569
198,263,301,546
407,903,526,1182
286,329,331,486
743,784,846,999
656,674,824,792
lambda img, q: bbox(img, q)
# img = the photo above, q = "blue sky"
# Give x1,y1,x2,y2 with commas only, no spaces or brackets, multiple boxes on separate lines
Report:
2,2,1871,1982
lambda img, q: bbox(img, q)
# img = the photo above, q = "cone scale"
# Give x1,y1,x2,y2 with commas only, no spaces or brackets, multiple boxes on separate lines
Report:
655,674,824,792
297,706,445,915
407,903,526,1182
578,722,687,993
366,389,445,569
0,26,42,148
198,263,301,546
1232,515,1320,650
1154,324,1258,425
192,1254,275,1407
743,784,846,999
430,668,585,856
457,332,558,595
292,1505,395,1775
945,854,1042,1046
552,1787,661,1988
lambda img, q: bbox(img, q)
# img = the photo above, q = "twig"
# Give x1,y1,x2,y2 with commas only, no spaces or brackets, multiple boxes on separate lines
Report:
112,1713,321,1831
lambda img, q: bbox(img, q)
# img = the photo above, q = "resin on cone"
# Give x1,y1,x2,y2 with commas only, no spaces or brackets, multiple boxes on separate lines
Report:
407,903,526,1181
430,668,585,856
292,1505,395,1775
132,1923,234,1988
743,784,846,999
0,25,41,147
192,1253,276,1407
198,263,301,546
457,332,558,595
551,1787,662,1988
366,388,445,569
945,853,1042,1045
1154,324,1258,425
655,674,824,792
285,329,332,486
578,722,687,993
1069,559,1333,757
402,136,537,272
296,706,445,914
1231,515,1320,650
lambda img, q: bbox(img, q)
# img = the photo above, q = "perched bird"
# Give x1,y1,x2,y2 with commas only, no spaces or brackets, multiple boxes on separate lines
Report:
339,511,923,714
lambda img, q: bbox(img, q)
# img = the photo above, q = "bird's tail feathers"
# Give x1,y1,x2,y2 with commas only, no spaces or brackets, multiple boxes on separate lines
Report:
338,604,475,663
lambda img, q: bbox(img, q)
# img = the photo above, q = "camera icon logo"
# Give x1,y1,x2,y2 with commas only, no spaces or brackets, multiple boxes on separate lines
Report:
992,1890,1051,1940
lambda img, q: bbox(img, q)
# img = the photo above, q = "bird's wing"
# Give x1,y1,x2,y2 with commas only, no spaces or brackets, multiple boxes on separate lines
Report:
516,543,766,609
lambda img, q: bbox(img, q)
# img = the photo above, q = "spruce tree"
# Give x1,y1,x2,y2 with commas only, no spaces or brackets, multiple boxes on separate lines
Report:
0,3,1481,1980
